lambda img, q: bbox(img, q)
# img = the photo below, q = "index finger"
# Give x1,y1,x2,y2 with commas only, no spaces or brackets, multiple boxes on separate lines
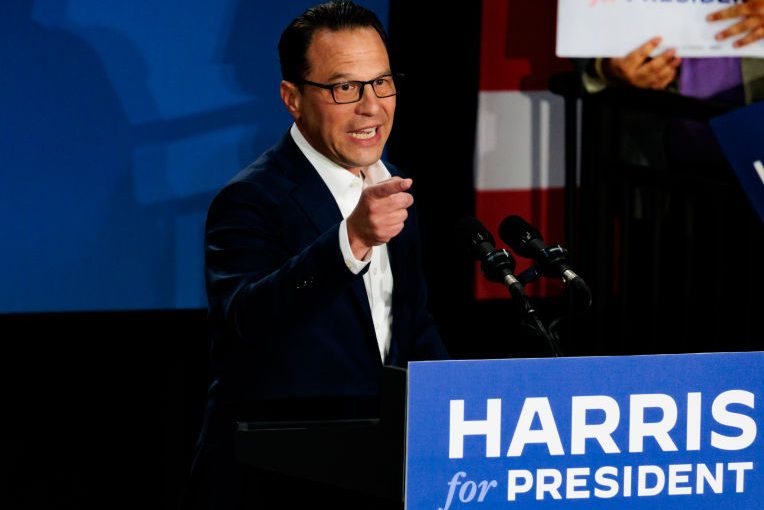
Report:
367,177,413,198
643,48,678,70
625,37,663,66
707,3,754,22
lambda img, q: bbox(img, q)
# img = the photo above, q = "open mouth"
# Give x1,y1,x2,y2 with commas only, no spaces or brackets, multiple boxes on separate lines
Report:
349,126,378,140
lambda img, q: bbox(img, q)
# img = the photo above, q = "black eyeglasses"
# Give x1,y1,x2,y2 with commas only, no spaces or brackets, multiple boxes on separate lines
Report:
297,73,399,104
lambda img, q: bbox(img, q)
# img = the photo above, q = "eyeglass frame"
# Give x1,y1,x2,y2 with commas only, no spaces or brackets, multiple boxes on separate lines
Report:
295,73,401,104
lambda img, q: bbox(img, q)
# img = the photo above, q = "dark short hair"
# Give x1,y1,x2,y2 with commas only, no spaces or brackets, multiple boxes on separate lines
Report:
278,1,388,83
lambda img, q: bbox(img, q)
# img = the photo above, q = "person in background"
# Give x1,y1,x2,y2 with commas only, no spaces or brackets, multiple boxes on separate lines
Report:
576,0,764,168
583,0,764,104
571,0,764,354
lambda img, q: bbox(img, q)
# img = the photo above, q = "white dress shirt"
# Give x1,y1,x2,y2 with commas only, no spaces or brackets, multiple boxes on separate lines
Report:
290,124,393,363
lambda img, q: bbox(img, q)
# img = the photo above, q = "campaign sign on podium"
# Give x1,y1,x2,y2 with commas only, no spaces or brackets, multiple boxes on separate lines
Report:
405,352,763,509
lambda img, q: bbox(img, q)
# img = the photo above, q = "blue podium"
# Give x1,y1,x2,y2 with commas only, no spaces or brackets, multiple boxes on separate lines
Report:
406,352,763,509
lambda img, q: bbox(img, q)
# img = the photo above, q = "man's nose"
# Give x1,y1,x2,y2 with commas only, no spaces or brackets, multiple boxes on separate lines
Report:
355,83,382,114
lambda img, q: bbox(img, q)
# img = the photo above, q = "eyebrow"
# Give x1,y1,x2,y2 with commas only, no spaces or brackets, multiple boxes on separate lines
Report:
325,70,392,82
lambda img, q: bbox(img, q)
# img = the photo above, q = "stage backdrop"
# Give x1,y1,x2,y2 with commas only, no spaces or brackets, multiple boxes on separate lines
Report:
0,0,388,313
475,1,572,299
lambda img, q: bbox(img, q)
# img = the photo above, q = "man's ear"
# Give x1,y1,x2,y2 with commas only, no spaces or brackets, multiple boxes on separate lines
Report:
280,80,301,121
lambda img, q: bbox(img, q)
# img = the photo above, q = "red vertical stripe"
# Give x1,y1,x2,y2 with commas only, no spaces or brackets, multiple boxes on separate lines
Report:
480,0,572,92
476,1,573,299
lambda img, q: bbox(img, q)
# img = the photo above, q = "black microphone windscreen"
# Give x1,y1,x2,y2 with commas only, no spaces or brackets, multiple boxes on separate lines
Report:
498,215,542,258
454,216,495,258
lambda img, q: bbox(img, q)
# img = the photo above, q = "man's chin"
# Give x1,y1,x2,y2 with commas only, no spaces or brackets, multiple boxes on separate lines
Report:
340,151,384,170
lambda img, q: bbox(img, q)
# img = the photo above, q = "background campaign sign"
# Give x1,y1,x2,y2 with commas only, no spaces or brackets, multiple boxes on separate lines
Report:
710,101,764,226
406,352,763,509
557,0,764,58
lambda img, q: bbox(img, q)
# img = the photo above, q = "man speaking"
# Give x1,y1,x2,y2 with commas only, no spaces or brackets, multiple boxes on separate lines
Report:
187,2,448,508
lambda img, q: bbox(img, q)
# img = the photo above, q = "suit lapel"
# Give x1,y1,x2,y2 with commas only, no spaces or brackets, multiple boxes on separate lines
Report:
275,134,343,236
386,233,405,366
384,163,410,366
273,132,379,360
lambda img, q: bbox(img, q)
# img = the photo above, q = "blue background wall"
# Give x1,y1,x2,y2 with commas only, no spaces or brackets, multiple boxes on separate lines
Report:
1,0,388,312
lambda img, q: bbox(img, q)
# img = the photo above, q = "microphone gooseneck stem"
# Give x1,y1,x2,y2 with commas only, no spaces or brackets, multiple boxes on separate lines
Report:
530,311,564,357
501,278,564,358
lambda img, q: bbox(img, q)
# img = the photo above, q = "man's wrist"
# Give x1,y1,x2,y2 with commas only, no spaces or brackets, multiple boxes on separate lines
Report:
339,218,371,273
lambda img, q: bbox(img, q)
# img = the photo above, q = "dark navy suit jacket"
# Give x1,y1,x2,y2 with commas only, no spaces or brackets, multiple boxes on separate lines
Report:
203,130,448,411
187,131,447,508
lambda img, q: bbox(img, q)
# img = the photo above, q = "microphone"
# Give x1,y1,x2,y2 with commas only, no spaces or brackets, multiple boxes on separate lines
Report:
499,215,592,311
454,217,525,300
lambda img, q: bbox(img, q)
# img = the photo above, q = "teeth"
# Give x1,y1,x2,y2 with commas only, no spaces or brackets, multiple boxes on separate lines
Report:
349,127,377,140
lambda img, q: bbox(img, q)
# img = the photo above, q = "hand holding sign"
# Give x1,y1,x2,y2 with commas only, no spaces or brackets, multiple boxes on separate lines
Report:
557,0,764,58
602,36,682,90
708,0,764,48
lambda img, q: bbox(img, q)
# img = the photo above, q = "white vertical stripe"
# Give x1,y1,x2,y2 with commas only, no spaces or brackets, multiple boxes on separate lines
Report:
476,90,566,191
539,98,551,186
